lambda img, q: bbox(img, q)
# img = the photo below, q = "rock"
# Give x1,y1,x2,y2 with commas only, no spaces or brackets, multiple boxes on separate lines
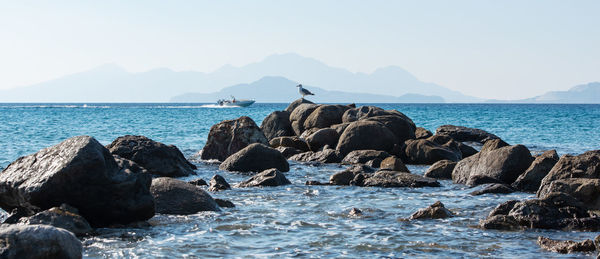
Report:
3,207,35,224
303,104,349,130
480,139,509,153
107,135,196,177
537,178,600,210
260,111,294,140
349,208,363,217
341,150,390,165
470,183,516,195
403,139,461,164
208,175,231,191
18,204,92,236
289,103,320,135
330,122,352,135
415,127,433,139
363,115,416,143
276,146,302,158
365,159,382,168
150,177,220,215
305,180,328,185
201,116,269,161
330,165,375,185
215,199,235,208
269,136,310,151
487,200,520,217
219,143,289,173
458,143,479,158
342,106,415,128
379,156,409,172
0,136,155,227
537,236,596,254
452,144,533,186
188,179,208,186
305,128,339,151
289,149,342,164
362,171,440,188
409,201,453,219
336,120,398,156
424,160,456,179
479,215,521,230
512,150,560,192
0,224,82,259
538,150,600,191
435,125,500,144
285,98,314,113
236,169,291,187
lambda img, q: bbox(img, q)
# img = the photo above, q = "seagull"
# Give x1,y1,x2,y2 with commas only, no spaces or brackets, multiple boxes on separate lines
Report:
296,84,314,98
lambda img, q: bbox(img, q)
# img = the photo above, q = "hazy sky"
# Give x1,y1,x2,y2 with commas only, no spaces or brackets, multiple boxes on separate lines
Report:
1,0,598,99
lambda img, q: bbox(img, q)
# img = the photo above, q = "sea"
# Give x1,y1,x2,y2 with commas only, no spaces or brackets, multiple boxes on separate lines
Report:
0,103,599,258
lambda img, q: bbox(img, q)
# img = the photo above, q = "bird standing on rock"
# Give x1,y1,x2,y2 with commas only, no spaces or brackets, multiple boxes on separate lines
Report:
296,84,314,98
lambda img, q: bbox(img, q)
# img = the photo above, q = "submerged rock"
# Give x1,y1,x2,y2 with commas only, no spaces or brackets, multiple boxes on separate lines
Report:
0,136,155,227
424,160,456,179
435,125,500,144
150,177,220,215
512,150,559,192
18,204,92,237
0,224,82,259
409,201,453,220
201,116,268,161
215,199,235,208
537,236,596,254
107,135,196,177
219,143,289,173
208,175,231,192
236,169,291,187
349,208,363,217
260,111,294,140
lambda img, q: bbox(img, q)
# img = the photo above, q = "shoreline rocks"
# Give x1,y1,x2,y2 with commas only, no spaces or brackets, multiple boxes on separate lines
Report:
201,116,268,161
219,143,289,173
150,177,220,215
435,125,500,144
0,224,83,259
236,169,291,187
409,201,453,220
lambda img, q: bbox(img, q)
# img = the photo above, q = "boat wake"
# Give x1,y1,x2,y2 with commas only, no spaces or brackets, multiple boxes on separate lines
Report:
199,104,240,108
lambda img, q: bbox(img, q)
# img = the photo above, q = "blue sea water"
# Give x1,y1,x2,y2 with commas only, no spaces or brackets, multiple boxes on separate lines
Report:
0,103,599,258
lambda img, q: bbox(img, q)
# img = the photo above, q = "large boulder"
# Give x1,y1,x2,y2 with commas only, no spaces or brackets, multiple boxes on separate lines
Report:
427,135,477,158
303,104,349,130
289,149,342,164
305,128,339,152
269,136,309,152
336,120,398,156
329,165,375,185
512,150,560,192
424,160,457,179
18,204,92,237
537,178,600,210
538,150,600,190
342,106,415,126
435,125,500,144
260,111,294,140
452,144,533,186
219,143,289,172
236,169,291,187
363,115,416,143
285,98,314,113
380,156,410,172
107,135,196,177
289,103,320,135
201,116,268,161
403,139,461,165
0,136,155,227
362,171,440,188
341,150,390,165
0,225,82,259
150,177,220,215
330,122,352,135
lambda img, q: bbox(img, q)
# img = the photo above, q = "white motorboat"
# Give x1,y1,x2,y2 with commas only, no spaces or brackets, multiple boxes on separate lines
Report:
216,96,255,107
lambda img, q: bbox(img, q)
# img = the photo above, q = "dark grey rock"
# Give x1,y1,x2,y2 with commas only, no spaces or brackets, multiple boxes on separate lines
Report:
18,204,92,236
236,169,291,187
424,160,456,179
201,116,268,161
208,175,231,192
269,136,310,151
342,150,390,165
435,125,500,144
403,139,461,164
285,98,314,113
215,199,235,208
362,171,440,188
470,183,516,196
150,177,220,215
537,236,596,254
219,143,289,173
275,146,302,158
336,120,398,156
305,128,339,152
260,111,294,140
538,150,600,192
0,224,82,259
289,149,342,164
303,104,350,130
289,103,320,135
512,150,559,192
415,127,433,139
188,179,208,186
330,165,375,185
409,201,453,219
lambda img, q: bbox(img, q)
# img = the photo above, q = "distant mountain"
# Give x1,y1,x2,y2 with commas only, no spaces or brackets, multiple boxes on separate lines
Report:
0,53,475,103
170,76,445,103
487,82,600,104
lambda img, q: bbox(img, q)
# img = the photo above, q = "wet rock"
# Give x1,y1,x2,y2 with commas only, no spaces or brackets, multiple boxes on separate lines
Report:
285,98,314,113
330,165,375,185
435,125,500,144
452,144,533,186
415,127,433,139
409,201,453,220
479,215,521,230
303,104,350,130
538,150,600,191
305,180,328,185
0,136,154,227
537,178,600,210
107,135,196,177
379,156,409,172
289,149,342,164
188,179,208,186
219,143,289,173
362,171,440,188
424,160,456,179
349,208,363,217
336,120,398,156
0,224,82,259
487,200,520,217
215,199,235,208
537,236,596,254
18,204,92,237
208,175,231,192
201,116,269,161
150,177,220,215
236,169,291,187
260,111,294,140
341,150,390,165
470,183,516,196
305,128,339,151
289,103,320,135
3,207,35,224
363,115,416,143
270,136,310,152
276,146,302,158
403,139,461,164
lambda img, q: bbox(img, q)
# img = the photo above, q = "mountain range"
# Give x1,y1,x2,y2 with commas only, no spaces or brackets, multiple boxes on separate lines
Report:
487,82,600,103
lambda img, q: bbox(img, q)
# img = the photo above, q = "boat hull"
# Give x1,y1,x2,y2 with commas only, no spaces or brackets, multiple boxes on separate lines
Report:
219,100,255,107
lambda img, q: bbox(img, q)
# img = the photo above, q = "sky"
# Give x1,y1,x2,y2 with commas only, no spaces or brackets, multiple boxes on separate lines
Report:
0,0,598,99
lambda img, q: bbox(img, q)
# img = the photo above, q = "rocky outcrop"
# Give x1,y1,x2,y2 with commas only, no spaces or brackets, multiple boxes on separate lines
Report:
329,165,375,185
341,150,390,165
435,125,500,144
342,106,414,127
269,136,309,152
208,175,231,192
362,171,440,188
304,128,339,152
285,98,314,113
0,224,83,259
403,139,461,165
201,116,268,161
537,178,600,210
289,103,319,135
289,149,342,164
409,201,453,220
219,143,289,173
236,169,291,187
470,183,516,196
336,120,397,156
363,115,416,143
18,204,92,236
260,111,293,140
538,150,600,191
452,144,533,186
537,236,596,254
424,160,456,179
0,136,155,227
415,127,433,139
512,150,559,192
303,104,350,130
107,135,196,177
150,177,220,215
379,156,409,172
